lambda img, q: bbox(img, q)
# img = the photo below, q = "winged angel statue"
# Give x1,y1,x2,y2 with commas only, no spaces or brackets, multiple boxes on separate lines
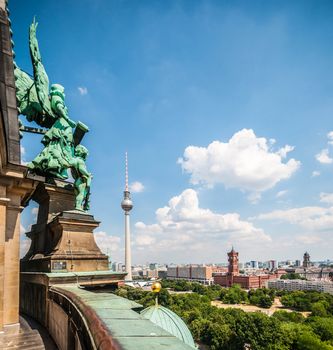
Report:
14,19,92,211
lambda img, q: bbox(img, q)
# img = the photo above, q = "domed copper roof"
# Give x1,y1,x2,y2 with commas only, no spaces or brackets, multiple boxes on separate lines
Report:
141,305,196,348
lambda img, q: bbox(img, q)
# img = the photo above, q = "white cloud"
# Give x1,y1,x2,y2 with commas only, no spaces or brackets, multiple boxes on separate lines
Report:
295,235,323,245
94,231,121,255
78,86,88,95
328,131,333,145
20,224,30,258
247,192,261,204
178,129,300,198
134,189,270,261
312,171,320,177
20,224,26,234
20,239,31,258
320,192,333,204
277,145,294,158
20,146,28,165
130,181,145,193
316,149,333,164
256,205,333,231
315,132,333,164
276,190,288,198
31,207,38,218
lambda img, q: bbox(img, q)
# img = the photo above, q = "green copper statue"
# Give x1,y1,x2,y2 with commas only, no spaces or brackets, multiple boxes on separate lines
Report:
14,19,92,211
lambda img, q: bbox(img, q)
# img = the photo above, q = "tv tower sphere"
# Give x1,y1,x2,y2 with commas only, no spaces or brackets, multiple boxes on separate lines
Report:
121,194,133,212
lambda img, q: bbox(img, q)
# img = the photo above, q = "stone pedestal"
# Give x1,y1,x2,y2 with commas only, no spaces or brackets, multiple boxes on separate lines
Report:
21,181,109,273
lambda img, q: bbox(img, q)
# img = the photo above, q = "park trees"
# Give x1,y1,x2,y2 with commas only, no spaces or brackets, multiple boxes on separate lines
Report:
220,284,248,304
114,281,333,349
248,288,274,308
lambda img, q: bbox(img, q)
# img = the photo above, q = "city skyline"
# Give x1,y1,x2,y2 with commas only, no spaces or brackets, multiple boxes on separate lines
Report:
13,0,333,263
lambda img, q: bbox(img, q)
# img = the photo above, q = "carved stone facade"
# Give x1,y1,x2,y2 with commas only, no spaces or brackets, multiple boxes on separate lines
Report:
0,3,36,332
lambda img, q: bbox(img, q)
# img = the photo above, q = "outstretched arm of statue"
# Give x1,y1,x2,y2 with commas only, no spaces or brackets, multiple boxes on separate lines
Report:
29,18,54,117
29,18,42,63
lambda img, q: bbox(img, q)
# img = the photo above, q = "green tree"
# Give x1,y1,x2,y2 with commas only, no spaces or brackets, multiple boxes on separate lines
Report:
258,295,273,308
192,283,206,294
198,319,233,350
281,273,305,280
220,284,248,304
306,317,333,344
273,310,305,323
297,332,333,350
248,288,274,308
312,302,329,317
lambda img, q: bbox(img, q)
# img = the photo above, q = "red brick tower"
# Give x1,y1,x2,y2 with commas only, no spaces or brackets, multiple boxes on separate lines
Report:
227,247,239,286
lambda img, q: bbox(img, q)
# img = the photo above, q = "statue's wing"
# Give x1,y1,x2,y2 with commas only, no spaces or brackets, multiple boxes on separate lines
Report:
29,19,54,119
14,65,54,128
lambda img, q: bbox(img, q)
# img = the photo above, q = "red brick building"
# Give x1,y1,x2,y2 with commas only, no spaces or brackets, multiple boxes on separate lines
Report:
214,248,279,289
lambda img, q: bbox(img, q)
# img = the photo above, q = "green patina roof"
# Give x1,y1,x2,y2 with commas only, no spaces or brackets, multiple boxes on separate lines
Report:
141,305,196,349
51,285,194,350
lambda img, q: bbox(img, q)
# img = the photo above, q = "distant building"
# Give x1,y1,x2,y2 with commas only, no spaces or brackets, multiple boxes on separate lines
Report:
268,260,277,270
158,270,168,279
262,261,269,269
149,263,158,270
238,262,245,270
303,252,311,268
284,266,333,281
250,260,259,269
267,279,333,295
142,269,159,279
212,266,228,274
167,265,214,285
111,262,124,272
214,248,279,289
295,260,301,267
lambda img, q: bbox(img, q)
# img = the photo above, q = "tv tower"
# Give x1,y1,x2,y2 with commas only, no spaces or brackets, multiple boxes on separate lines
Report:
121,152,133,281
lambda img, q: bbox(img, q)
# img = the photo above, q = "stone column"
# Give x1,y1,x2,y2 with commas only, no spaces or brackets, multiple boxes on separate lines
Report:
0,184,9,331
3,189,22,327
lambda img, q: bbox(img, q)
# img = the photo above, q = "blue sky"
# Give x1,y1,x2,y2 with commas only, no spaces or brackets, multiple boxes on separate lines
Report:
13,0,333,264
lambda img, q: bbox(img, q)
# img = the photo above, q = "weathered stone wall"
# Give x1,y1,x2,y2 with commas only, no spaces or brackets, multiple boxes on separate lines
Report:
20,280,47,326
48,302,69,350
0,7,20,165
0,2,37,333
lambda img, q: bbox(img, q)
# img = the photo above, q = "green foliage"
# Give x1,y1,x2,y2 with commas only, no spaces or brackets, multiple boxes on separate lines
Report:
281,273,305,280
281,291,333,315
220,284,248,304
161,279,193,291
192,319,233,350
280,322,333,350
248,288,274,308
296,332,333,350
273,310,305,323
161,279,222,300
312,302,329,317
114,283,333,350
306,317,333,344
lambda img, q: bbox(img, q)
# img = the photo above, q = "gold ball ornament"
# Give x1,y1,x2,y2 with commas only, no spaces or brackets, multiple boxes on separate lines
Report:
151,282,162,293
